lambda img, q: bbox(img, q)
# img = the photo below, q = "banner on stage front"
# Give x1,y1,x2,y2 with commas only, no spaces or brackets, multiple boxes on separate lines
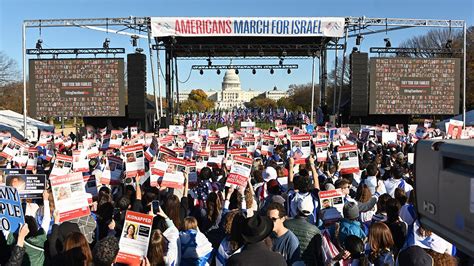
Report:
151,17,345,38
50,172,90,222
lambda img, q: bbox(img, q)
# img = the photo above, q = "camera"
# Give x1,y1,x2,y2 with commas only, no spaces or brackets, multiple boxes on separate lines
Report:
415,139,474,257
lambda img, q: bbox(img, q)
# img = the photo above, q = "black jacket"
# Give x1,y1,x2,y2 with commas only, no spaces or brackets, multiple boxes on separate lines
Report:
6,245,25,266
227,241,286,266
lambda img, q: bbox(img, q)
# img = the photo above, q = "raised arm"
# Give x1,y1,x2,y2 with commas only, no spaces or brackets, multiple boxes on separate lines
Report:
309,155,320,190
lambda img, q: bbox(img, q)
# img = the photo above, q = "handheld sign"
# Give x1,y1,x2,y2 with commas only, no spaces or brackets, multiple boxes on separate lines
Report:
50,172,90,222
116,211,153,265
0,186,24,232
337,145,360,174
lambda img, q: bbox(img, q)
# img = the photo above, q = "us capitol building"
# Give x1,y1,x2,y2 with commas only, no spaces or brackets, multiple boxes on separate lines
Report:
179,69,288,110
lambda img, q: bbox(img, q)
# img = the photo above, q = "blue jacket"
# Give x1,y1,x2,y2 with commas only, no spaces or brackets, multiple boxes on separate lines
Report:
338,219,366,244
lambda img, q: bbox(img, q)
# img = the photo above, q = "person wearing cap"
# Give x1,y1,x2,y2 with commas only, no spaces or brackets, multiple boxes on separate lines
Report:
267,202,301,265
284,194,324,265
338,202,367,245
227,215,286,266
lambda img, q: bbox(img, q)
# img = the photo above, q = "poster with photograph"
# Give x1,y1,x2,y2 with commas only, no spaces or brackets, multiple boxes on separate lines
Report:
100,135,110,150
5,174,46,199
161,157,186,189
73,150,89,173
447,120,463,139
157,146,177,162
130,127,138,138
315,142,329,162
0,137,26,160
50,172,90,222
243,137,256,153
0,169,26,185
116,211,153,265
261,135,276,155
169,125,184,136
50,154,73,177
216,126,229,139
185,131,200,143
382,132,398,144
290,135,312,165
149,160,168,187
186,161,198,186
225,156,253,188
337,145,360,174
100,156,123,185
144,137,159,161
123,144,145,178
0,186,24,232
109,130,124,149
37,131,52,147
13,147,29,168
319,189,344,215
26,147,38,171
195,151,209,171
241,121,256,128
0,132,11,148
208,144,226,167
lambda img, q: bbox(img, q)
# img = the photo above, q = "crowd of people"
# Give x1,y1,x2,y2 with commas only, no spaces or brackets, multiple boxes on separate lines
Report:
0,113,470,266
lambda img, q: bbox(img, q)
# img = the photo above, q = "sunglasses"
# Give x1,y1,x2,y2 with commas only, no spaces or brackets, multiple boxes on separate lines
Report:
270,217,280,222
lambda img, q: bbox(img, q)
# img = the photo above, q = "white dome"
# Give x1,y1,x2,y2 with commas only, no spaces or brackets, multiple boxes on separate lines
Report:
223,69,240,84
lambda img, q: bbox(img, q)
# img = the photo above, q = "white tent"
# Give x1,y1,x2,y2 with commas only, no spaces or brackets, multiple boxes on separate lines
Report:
0,110,54,140
436,110,474,131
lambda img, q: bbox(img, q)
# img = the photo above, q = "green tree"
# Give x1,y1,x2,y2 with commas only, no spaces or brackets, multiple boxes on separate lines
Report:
179,89,215,112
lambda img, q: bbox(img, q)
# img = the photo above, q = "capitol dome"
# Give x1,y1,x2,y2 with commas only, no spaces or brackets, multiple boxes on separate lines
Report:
223,69,241,85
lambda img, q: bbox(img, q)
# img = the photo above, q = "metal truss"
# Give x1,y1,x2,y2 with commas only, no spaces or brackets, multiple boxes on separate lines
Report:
26,48,126,55
191,64,298,70
369,47,464,55
24,17,148,29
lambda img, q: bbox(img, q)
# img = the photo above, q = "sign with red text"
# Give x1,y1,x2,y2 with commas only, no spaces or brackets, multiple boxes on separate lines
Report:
337,145,359,174
50,154,73,177
101,156,123,185
116,211,153,266
123,144,145,178
319,189,344,216
290,135,311,164
50,172,90,222
226,156,252,188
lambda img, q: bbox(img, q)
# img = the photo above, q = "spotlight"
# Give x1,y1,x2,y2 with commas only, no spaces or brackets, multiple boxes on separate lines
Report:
352,47,359,53
384,38,391,48
103,38,110,49
287,68,291,74
235,69,239,75
207,58,212,66
199,69,204,75
445,39,453,49
217,69,221,75
135,48,144,53
356,34,363,46
252,69,256,75
131,35,139,47
35,39,43,49
279,58,284,66
270,68,274,75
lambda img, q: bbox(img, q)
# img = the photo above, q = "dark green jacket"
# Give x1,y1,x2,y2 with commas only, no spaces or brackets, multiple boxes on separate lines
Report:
284,216,324,266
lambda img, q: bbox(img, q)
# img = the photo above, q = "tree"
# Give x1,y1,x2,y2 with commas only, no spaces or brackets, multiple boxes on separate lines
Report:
179,89,215,112
245,96,277,110
0,81,23,113
0,52,20,86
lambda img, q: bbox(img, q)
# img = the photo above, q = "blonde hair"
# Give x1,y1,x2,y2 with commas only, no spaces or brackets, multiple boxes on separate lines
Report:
183,216,198,230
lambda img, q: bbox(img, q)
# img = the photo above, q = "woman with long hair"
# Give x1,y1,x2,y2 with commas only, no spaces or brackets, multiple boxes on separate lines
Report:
342,235,370,266
125,224,136,239
63,232,93,266
215,210,245,266
179,216,213,265
368,222,395,266
384,198,407,256
356,184,376,225
148,206,179,266
164,194,184,230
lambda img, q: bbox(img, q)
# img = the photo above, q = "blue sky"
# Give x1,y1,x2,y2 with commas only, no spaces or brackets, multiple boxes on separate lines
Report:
0,0,472,94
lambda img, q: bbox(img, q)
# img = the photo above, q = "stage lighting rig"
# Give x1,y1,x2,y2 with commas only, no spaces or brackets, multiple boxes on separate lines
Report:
445,39,453,49
217,69,221,75
270,68,274,74
199,69,204,75
131,35,139,47
252,69,256,75
287,68,291,74
356,34,363,46
207,57,212,66
384,38,391,48
235,69,239,75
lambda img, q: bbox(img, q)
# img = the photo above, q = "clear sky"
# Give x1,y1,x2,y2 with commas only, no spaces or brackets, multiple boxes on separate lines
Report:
0,0,472,94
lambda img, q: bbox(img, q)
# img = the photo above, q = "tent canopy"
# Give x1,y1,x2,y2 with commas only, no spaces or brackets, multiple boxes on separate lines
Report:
436,110,474,131
0,110,54,140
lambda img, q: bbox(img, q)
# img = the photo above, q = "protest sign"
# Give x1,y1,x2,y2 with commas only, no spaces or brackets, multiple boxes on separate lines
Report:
447,120,463,139
0,169,26,186
195,151,209,171
185,130,200,143
243,137,256,153
408,153,414,165
130,127,138,138
73,150,89,173
216,126,229,139
186,161,198,186
149,160,168,187
123,144,145,178
169,125,184,135
5,174,46,199
144,137,159,161
225,156,252,188
290,135,311,164
101,156,124,185
84,175,98,197
382,132,398,144
161,157,187,189
208,144,226,167
338,145,359,174
0,186,24,232
116,211,153,265
0,137,26,160
241,121,256,128
13,147,29,168
0,132,11,148
50,154,73,177
408,124,418,135
50,172,90,222
319,189,344,215
110,130,124,149
37,131,52,147
26,147,38,171
315,142,329,162
261,135,275,155
157,146,177,161
100,135,110,150
144,133,154,147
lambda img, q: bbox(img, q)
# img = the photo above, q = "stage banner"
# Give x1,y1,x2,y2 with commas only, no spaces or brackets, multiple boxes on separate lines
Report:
151,17,345,38
50,172,90,222
116,211,153,266
0,186,24,232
